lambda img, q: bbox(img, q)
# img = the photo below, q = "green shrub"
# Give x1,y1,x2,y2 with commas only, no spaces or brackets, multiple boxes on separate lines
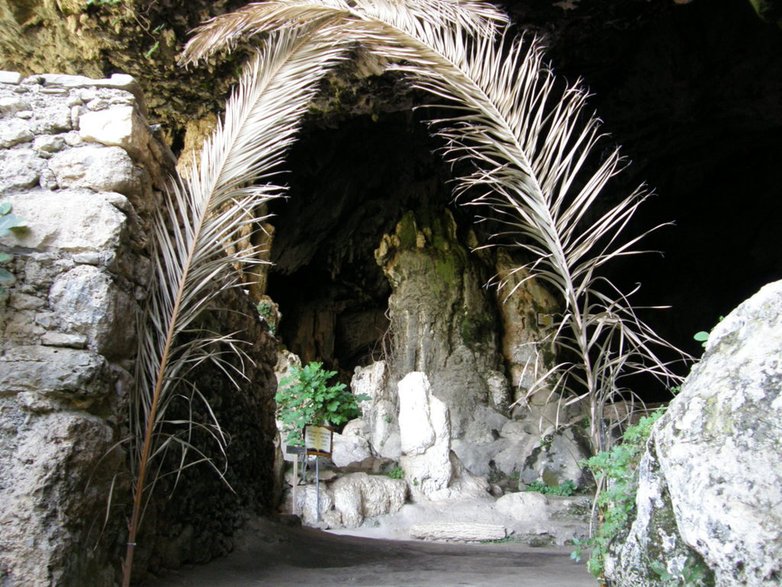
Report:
275,361,368,445
575,408,666,577
387,465,404,480
256,300,277,335
525,479,577,497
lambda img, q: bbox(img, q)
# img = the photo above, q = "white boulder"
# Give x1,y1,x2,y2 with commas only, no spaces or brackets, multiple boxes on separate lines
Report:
608,280,782,586
331,432,372,469
398,372,452,498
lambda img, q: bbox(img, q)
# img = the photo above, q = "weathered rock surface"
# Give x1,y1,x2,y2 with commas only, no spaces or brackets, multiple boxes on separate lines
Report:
519,425,592,490
397,372,453,498
376,210,505,439
351,360,401,459
330,473,407,528
607,280,782,586
292,472,406,529
409,522,507,542
331,431,372,468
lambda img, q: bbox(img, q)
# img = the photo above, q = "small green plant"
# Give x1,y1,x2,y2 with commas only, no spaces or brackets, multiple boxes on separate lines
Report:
256,299,278,335
387,465,404,480
275,361,368,445
650,559,711,586
525,479,577,497
693,316,724,349
0,203,26,297
579,408,666,578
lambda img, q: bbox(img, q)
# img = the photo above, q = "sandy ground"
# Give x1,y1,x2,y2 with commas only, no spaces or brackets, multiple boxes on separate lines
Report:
150,518,596,587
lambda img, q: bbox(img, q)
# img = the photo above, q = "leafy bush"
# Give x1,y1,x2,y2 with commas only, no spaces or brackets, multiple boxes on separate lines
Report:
256,300,277,335
575,408,666,577
525,479,577,497
275,361,368,445
387,465,404,480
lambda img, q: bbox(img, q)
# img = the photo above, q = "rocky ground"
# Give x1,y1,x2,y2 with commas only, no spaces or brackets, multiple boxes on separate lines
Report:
150,516,595,587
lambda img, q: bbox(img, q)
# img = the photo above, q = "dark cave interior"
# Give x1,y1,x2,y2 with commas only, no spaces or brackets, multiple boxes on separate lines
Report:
266,0,782,395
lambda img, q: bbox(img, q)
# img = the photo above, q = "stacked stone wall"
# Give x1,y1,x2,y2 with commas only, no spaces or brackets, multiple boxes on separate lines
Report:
0,72,278,585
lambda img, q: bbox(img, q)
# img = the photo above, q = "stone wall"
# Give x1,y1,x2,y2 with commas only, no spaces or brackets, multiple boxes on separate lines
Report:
0,72,278,584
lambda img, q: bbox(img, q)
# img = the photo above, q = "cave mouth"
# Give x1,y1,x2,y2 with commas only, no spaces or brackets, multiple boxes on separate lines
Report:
266,110,478,378
264,0,782,398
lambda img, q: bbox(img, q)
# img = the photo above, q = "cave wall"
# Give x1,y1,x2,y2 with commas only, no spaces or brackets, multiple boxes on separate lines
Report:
0,72,277,584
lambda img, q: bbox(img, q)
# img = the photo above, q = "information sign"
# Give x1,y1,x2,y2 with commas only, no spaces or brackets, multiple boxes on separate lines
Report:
283,444,305,463
304,425,333,457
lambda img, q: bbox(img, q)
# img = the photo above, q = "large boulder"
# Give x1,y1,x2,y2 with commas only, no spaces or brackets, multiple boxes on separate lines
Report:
292,473,406,529
607,280,782,586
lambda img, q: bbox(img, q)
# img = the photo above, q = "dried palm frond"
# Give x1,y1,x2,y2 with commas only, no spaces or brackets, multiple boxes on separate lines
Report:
180,0,507,65
182,0,686,458
123,23,347,586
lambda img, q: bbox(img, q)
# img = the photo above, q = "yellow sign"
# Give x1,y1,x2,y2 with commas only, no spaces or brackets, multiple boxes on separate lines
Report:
304,425,333,457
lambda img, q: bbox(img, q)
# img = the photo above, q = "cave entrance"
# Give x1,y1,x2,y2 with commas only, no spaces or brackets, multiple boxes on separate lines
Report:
266,111,459,378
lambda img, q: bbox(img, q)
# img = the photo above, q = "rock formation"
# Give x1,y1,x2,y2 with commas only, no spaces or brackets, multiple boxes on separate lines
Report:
606,281,782,586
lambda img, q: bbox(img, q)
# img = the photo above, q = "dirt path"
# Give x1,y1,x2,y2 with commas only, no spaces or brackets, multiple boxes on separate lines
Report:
150,518,596,587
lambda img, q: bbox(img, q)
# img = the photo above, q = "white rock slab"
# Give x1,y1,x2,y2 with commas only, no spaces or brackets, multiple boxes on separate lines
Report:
409,522,507,542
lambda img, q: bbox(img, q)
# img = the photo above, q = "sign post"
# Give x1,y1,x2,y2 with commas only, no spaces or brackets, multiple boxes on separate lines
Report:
304,426,333,522
283,444,305,516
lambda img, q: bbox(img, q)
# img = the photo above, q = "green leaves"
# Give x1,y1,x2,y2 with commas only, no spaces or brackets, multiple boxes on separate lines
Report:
276,361,363,444
525,479,577,496
693,331,710,348
0,202,26,238
580,407,666,578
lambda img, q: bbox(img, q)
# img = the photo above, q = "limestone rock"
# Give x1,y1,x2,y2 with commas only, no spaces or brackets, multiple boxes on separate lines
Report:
274,348,301,384
398,372,440,455
376,210,505,438
494,249,558,393
398,372,452,497
608,280,782,586
341,418,369,439
350,361,402,458
49,265,137,357
0,345,111,399
329,473,407,528
0,117,33,148
0,408,119,586
0,148,44,193
519,426,591,489
351,360,388,417
331,431,372,468
494,491,591,545
79,104,148,159
409,522,508,542
48,144,142,197
294,483,336,527
0,190,126,253
0,72,22,85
